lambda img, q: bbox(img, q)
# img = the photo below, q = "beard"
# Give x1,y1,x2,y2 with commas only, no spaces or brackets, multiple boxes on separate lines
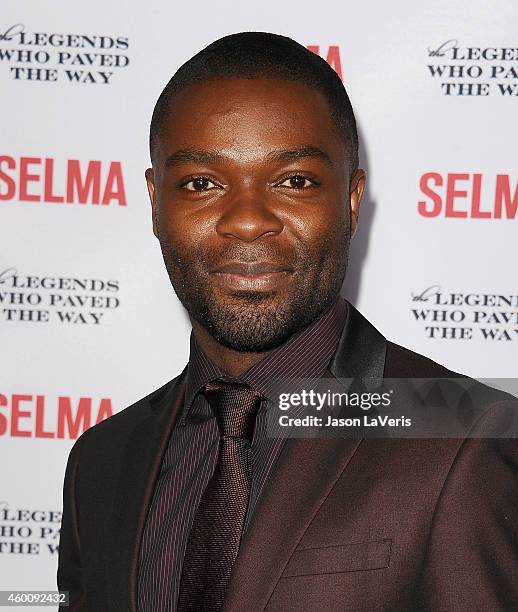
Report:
157,220,350,353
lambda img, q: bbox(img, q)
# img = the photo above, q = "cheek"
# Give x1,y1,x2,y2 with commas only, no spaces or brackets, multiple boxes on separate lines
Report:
286,201,348,251
157,200,214,252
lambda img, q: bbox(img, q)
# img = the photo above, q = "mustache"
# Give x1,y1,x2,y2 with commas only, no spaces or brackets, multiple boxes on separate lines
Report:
198,242,300,269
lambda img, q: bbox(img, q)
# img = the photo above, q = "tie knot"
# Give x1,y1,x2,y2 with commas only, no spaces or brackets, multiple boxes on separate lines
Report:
203,381,263,441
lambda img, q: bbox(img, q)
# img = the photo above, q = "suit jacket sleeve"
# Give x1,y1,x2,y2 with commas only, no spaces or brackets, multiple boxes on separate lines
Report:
417,399,518,611
57,432,89,611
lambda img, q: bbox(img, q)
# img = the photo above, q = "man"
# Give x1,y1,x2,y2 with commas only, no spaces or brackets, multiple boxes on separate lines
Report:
57,32,518,611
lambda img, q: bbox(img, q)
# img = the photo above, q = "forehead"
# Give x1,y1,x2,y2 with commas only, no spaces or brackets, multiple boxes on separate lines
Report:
155,77,345,162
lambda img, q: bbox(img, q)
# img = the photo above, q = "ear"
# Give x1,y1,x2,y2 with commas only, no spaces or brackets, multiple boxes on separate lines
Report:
145,168,158,238
349,169,366,237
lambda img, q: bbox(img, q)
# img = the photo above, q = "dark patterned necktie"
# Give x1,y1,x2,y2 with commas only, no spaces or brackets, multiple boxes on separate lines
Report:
177,380,264,612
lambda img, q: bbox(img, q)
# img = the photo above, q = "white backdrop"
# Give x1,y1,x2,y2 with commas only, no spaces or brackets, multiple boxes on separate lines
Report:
1,0,517,598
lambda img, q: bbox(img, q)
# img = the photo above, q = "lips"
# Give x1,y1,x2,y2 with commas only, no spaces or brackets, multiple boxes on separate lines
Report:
210,261,293,292
212,261,291,274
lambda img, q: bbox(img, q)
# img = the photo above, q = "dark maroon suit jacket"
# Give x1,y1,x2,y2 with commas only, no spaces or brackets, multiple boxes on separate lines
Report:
57,303,518,611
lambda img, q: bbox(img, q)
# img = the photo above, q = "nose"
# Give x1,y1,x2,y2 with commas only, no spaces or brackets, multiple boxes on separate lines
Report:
216,188,284,242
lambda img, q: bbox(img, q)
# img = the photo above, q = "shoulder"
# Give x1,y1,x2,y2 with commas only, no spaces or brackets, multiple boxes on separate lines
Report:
384,340,462,378
385,338,516,405
383,342,518,500
387,336,513,391
68,372,184,459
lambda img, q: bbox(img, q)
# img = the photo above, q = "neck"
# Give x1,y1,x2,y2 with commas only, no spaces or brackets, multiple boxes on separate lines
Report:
190,319,272,377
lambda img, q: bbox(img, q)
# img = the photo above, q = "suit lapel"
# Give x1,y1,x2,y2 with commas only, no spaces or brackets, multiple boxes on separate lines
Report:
223,301,387,611
105,371,186,612
328,301,387,384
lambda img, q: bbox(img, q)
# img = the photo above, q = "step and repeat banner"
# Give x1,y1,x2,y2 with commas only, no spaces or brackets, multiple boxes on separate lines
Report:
2,0,517,596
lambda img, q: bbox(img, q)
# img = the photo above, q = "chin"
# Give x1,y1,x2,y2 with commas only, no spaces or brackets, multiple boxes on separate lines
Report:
197,294,307,353
224,289,281,305
211,328,295,353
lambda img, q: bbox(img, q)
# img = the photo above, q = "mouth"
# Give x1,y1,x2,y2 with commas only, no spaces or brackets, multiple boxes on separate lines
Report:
210,261,294,292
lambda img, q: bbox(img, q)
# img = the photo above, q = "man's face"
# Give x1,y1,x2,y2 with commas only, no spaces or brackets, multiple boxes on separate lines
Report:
146,77,364,352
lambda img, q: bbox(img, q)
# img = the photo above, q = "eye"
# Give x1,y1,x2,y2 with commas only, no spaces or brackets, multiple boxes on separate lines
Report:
180,177,220,192
276,175,317,189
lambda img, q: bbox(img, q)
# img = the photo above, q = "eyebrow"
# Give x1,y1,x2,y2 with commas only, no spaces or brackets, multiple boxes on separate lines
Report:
164,149,225,168
266,145,333,167
163,144,333,169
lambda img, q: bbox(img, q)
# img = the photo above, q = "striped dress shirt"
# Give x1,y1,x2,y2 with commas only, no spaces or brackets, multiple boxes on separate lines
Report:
137,298,348,611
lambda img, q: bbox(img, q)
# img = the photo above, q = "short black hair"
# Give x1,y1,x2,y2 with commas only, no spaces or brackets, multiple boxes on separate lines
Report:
149,32,359,174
